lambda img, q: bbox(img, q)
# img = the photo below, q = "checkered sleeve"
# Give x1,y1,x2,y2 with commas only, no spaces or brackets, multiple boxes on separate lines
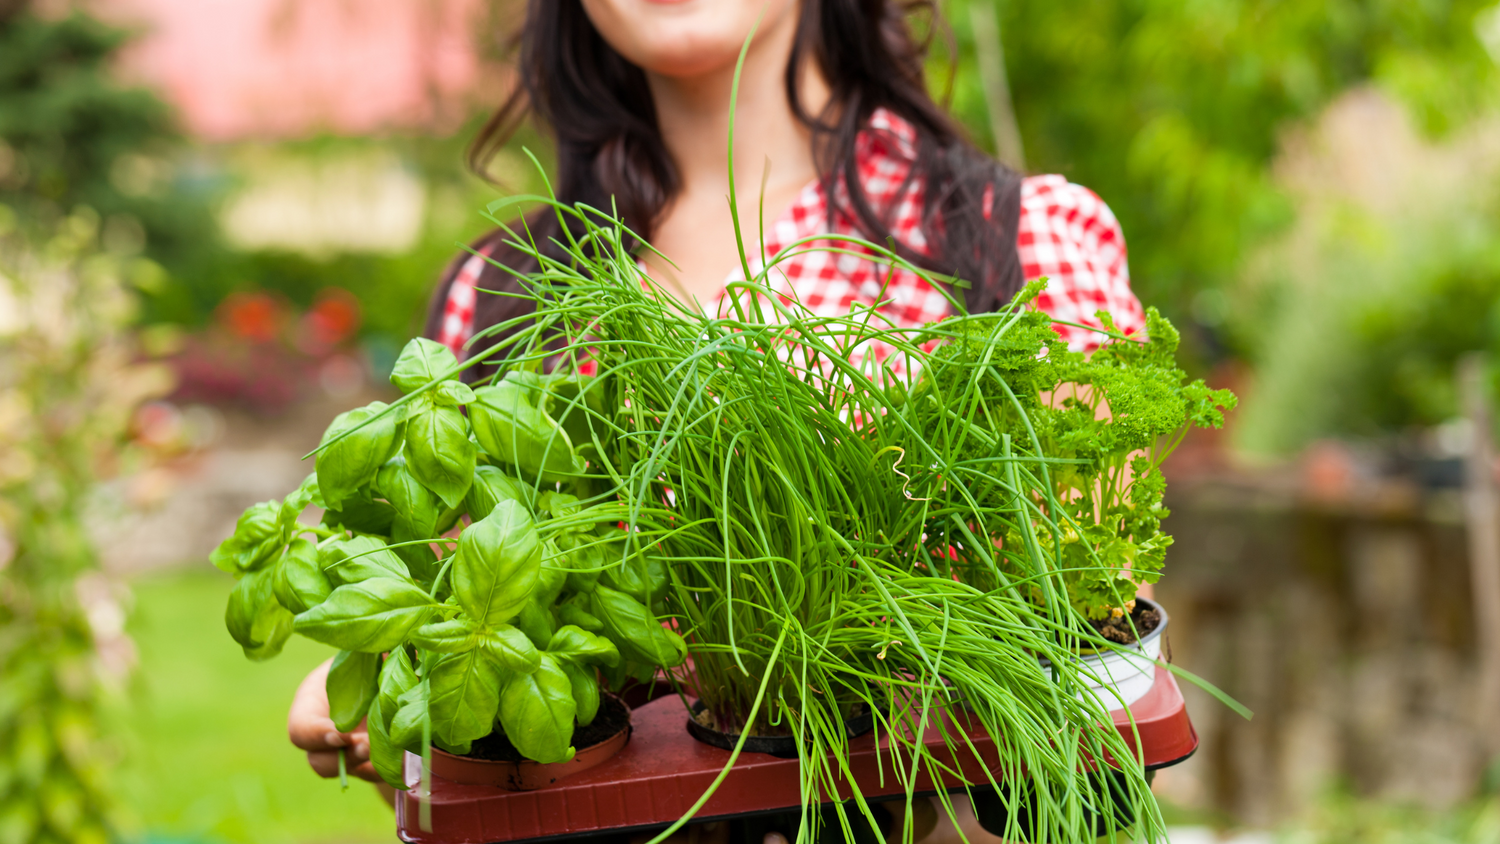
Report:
436,248,492,360
1018,174,1145,351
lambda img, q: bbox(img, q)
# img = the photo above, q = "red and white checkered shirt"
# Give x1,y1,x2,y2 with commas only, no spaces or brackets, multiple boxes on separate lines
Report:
439,108,1143,364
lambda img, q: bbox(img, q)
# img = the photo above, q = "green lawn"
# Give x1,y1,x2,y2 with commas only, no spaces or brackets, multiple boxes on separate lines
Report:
117,568,394,844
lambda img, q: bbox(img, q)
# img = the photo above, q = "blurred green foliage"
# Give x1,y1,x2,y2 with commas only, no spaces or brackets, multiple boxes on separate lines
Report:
117,571,390,844
935,0,1498,363
0,210,174,844
0,9,227,310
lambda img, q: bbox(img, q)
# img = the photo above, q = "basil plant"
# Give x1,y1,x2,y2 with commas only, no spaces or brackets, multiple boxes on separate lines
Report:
213,339,686,789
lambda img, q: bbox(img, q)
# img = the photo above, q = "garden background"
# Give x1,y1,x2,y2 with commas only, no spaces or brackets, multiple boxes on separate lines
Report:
6,0,1500,842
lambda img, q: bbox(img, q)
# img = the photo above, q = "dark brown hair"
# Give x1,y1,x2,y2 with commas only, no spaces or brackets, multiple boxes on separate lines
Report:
424,0,1024,374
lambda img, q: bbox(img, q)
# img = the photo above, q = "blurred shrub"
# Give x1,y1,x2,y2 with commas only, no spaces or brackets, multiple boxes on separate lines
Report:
0,207,173,844
0,7,229,320
937,0,1497,363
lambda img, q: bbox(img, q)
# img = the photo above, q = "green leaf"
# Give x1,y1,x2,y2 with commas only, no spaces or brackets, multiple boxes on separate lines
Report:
513,600,556,650
377,649,419,731
377,458,442,581
470,378,586,483
327,650,381,733
557,602,604,633
292,578,436,653
279,473,323,527
377,459,440,539
432,380,476,406
317,402,406,509
453,500,541,627
539,372,605,454
561,661,601,727
560,534,602,593
211,502,283,574
389,681,431,751
498,654,576,764
597,530,670,604
548,625,620,668
480,625,541,674
273,537,331,615
404,402,477,509
319,535,412,586
391,338,460,394
590,585,687,668
365,695,409,790
225,565,276,648
465,464,535,522
321,488,396,536
535,541,568,607
428,651,503,747
242,601,294,662
411,618,479,654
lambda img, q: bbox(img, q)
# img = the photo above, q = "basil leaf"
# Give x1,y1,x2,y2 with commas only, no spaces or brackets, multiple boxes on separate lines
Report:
377,648,419,729
464,465,534,522
377,459,440,539
273,537,331,615
404,403,476,509
535,541,568,608
481,625,541,674
279,473,322,529
327,650,381,733
597,530,670,604
390,338,459,395
539,372,605,455
292,578,436,653
243,600,294,662
498,654,576,764
211,502,282,574
389,681,431,751
432,380,476,407
377,458,441,582
562,535,602,594
411,618,478,654
548,625,620,668
556,602,604,633
317,401,406,509
365,695,408,790
225,565,276,648
590,585,687,668
321,488,396,536
470,380,586,483
513,600,555,650
319,535,412,586
453,500,541,627
560,661,601,727
428,650,503,747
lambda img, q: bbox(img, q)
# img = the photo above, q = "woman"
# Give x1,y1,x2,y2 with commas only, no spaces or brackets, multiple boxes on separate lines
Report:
288,0,1144,834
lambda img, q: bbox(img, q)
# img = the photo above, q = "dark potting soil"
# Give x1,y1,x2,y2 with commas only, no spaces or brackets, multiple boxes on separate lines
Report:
1089,603,1161,645
463,694,630,762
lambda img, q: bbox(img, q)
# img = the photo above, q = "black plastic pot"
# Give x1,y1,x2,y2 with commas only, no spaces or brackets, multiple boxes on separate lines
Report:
685,700,877,759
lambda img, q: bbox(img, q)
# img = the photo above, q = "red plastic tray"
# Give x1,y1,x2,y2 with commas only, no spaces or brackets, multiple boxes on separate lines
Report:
397,665,1196,844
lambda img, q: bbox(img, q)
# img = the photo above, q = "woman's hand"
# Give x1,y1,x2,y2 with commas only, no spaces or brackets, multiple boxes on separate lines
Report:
288,658,379,783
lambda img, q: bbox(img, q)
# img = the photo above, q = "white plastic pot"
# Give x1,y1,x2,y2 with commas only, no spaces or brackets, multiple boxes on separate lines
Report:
1065,597,1168,711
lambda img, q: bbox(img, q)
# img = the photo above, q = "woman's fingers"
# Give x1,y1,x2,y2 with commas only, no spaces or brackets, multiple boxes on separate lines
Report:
288,658,350,751
305,745,380,783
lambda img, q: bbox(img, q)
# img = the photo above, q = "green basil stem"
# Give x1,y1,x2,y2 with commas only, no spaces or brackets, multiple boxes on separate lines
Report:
337,747,348,792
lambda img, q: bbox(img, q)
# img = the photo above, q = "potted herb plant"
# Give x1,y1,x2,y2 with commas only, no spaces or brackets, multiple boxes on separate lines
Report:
213,338,686,792
422,193,1242,844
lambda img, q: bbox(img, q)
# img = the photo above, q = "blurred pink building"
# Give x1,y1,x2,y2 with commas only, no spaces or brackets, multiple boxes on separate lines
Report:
97,0,499,140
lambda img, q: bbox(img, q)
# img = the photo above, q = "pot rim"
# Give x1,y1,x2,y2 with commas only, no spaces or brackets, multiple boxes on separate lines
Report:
1040,596,1169,665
